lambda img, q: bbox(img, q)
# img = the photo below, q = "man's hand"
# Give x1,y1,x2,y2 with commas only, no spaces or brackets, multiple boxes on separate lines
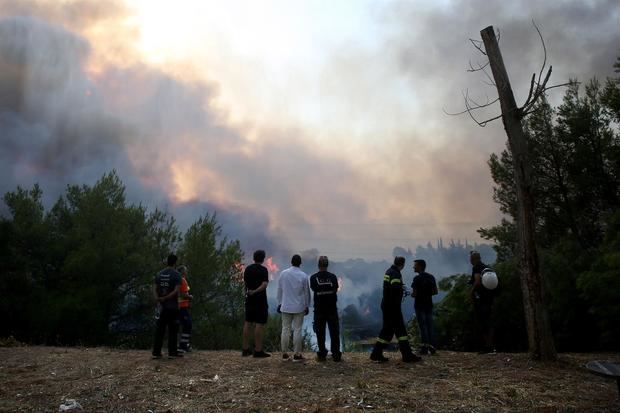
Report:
304,307,309,316
277,304,282,313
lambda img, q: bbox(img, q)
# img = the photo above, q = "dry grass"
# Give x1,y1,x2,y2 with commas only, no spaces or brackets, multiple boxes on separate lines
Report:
0,347,618,412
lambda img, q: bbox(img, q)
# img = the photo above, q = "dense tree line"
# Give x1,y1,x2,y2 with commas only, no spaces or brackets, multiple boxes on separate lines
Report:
0,172,245,349
435,68,620,351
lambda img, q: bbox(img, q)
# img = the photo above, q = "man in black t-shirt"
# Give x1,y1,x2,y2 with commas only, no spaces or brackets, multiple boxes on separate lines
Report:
242,250,271,358
469,250,495,354
309,256,341,362
152,253,182,359
411,259,438,355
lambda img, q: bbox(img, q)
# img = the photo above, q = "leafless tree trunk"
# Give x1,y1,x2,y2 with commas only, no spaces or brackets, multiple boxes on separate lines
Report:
480,26,557,361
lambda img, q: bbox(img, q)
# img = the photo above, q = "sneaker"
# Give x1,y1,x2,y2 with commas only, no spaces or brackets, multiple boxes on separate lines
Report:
152,354,163,360
402,353,422,363
370,352,389,363
241,349,252,357
293,354,304,362
428,345,437,355
168,353,184,359
282,353,290,360
177,348,186,354
253,350,271,358
332,354,342,362
316,354,327,362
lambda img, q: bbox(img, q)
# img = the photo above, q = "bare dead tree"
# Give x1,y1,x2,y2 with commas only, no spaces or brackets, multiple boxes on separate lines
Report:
449,23,572,361
445,22,572,126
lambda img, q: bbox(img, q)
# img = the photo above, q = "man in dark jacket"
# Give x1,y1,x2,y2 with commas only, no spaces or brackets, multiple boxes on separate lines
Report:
310,256,341,362
370,256,421,363
411,259,438,355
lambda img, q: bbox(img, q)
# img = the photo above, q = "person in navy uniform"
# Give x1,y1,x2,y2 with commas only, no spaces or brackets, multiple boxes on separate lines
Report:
310,256,341,362
152,254,182,359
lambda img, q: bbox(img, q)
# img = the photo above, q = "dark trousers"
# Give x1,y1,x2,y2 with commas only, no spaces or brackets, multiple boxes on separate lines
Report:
372,304,413,357
377,305,409,343
179,308,192,350
153,308,179,356
415,307,434,347
474,300,493,350
314,310,341,356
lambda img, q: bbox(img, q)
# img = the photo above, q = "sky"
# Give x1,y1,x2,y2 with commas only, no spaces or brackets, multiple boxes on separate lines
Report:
1,0,619,265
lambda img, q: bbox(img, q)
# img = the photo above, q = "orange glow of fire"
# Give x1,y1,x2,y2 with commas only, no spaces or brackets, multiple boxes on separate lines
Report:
231,261,245,284
264,257,279,281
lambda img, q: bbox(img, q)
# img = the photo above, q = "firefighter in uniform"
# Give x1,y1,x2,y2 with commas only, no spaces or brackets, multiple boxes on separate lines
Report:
177,265,193,352
370,256,421,363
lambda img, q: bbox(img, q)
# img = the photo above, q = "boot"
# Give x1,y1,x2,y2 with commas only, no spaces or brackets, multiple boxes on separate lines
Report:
399,341,422,363
370,342,388,362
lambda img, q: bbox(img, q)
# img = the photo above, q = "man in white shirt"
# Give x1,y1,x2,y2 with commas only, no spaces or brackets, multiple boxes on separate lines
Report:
277,254,310,361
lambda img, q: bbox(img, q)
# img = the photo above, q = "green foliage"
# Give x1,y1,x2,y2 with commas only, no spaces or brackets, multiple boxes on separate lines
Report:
434,274,477,350
576,209,620,347
178,214,245,349
0,171,245,349
475,65,620,351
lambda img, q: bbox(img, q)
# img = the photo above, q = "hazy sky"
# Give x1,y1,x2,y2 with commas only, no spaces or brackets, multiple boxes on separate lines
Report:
1,0,619,261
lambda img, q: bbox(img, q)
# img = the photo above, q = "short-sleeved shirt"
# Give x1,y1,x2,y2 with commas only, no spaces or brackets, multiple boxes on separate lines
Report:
411,272,437,311
155,268,181,310
310,270,338,313
244,263,269,308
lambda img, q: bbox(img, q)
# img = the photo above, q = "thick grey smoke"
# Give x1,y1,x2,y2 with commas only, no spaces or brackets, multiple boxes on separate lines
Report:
0,1,616,325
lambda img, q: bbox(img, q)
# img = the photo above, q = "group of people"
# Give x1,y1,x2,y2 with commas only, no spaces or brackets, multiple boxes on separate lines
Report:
151,254,193,359
242,251,342,362
152,250,495,361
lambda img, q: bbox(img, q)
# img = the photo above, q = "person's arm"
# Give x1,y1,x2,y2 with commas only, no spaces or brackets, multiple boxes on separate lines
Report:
411,277,418,299
303,276,311,314
277,274,283,306
432,278,438,296
249,281,268,296
152,284,159,302
471,272,482,299
159,285,180,302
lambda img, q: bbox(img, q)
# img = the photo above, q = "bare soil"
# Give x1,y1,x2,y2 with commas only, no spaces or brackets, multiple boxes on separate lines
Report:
0,346,618,412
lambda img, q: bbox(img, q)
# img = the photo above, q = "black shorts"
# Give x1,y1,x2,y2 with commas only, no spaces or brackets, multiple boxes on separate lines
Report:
245,303,268,324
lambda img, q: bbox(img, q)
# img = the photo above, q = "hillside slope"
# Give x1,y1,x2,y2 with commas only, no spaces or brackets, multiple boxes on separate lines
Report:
0,347,618,412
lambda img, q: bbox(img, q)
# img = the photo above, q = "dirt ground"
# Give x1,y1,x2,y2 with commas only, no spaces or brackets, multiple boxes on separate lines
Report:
0,346,618,412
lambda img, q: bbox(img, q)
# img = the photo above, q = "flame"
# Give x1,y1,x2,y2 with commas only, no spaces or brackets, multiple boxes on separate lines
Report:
231,261,245,284
264,257,279,281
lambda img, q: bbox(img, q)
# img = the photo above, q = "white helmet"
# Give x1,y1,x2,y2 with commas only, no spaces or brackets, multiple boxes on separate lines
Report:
481,268,498,290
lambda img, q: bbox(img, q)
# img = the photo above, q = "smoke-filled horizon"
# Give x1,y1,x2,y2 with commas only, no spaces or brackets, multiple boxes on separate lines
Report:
1,0,619,266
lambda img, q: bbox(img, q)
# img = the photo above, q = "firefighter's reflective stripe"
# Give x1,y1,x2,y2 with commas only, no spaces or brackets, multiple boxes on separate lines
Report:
383,274,390,282
390,278,402,284
397,336,409,341
377,337,389,344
